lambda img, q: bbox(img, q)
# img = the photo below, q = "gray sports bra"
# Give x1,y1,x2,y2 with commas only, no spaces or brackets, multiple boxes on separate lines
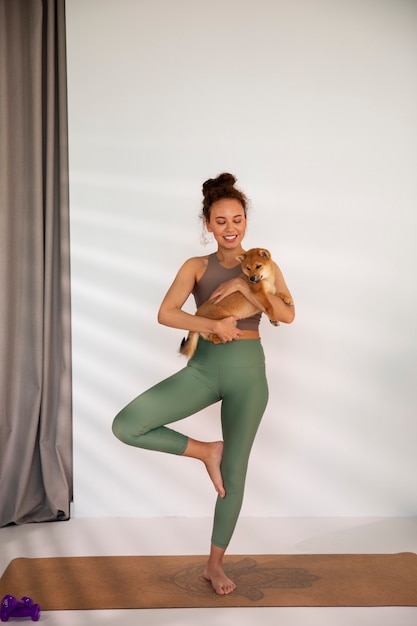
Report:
192,253,262,332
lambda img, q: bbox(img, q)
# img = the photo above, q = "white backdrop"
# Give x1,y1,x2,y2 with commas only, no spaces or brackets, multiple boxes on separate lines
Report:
66,0,417,519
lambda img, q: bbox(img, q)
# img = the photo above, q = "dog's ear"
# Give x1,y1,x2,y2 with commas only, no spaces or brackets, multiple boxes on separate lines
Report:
236,254,245,262
258,249,270,259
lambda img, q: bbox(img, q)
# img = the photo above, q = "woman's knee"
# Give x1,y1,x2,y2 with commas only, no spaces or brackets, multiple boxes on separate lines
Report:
112,403,152,445
112,409,138,444
111,411,126,442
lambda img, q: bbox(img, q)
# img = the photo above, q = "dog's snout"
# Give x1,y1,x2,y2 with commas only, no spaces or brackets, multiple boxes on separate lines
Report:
249,276,257,282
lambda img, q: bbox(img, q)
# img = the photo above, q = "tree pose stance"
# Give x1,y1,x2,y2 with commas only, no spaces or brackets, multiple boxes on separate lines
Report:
112,173,295,595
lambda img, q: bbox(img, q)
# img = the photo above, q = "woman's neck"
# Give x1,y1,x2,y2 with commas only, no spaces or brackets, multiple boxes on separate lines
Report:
215,246,244,268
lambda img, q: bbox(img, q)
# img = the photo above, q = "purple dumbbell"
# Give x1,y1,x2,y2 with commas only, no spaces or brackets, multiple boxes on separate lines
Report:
0,595,40,622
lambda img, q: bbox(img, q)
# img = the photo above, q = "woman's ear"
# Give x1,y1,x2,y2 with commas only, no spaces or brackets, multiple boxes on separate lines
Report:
205,219,212,233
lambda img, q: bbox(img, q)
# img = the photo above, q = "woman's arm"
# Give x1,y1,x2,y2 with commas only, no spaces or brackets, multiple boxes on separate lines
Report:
264,262,295,324
157,258,242,341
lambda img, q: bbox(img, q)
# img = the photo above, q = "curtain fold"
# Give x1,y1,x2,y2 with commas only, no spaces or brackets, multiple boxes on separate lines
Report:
0,0,72,526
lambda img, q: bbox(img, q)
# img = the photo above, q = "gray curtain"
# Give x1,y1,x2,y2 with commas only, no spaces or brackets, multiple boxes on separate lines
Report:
0,0,72,526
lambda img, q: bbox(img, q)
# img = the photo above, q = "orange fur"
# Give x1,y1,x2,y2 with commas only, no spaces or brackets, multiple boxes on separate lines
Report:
180,248,293,359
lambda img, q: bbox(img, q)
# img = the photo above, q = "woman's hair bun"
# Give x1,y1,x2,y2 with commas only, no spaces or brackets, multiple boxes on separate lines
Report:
200,172,248,226
202,173,236,195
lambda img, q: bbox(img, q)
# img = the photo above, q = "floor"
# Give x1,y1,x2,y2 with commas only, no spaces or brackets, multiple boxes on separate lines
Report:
1,516,416,625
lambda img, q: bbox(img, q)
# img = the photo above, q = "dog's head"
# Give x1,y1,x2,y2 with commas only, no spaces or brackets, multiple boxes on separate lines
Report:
236,248,273,283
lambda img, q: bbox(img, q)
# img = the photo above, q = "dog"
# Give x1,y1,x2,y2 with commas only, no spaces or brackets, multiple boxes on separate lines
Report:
179,248,293,359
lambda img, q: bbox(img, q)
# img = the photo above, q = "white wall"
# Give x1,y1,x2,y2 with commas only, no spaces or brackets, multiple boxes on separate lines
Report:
66,0,417,519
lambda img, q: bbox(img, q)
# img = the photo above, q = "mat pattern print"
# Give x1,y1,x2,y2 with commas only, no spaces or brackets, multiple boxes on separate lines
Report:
1,553,417,610
170,557,319,601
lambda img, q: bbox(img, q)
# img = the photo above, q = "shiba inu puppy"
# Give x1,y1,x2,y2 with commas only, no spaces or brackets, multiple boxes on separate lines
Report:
180,248,293,359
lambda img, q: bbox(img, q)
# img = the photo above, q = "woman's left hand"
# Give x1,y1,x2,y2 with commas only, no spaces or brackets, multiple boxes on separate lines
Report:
209,278,247,304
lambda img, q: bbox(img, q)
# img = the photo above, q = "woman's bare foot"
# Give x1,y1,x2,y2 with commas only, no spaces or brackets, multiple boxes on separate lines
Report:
203,563,236,595
204,441,225,498
203,543,236,595
183,439,225,498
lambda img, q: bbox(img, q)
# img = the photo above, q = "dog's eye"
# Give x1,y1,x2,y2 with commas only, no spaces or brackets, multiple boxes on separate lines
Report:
256,264,262,270
246,267,251,271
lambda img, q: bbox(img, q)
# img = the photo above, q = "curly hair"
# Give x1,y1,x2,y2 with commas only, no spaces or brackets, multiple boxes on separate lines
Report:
201,173,248,222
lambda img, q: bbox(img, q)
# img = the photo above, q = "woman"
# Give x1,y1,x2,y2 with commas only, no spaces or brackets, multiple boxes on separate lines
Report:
112,173,295,595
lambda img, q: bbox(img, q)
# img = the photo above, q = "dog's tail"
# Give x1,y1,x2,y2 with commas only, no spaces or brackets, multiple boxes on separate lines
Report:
179,331,199,359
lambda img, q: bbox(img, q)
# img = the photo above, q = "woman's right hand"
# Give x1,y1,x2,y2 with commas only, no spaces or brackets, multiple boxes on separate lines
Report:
212,316,242,343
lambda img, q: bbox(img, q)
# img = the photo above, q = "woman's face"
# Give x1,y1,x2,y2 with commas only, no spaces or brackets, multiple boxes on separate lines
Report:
206,198,246,250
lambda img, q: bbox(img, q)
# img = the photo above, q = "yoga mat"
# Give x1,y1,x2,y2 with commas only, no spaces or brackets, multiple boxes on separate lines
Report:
1,553,417,609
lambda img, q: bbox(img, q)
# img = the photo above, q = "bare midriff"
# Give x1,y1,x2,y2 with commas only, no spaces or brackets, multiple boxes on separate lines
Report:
238,330,260,340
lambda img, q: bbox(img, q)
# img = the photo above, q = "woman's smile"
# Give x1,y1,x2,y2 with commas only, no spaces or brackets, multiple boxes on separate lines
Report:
206,198,247,249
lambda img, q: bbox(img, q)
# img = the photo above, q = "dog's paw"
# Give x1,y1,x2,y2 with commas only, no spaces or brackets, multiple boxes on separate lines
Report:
270,319,280,326
207,333,223,344
278,292,294,306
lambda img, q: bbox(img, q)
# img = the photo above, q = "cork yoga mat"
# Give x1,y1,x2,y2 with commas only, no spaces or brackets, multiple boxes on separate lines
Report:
1,553,417,610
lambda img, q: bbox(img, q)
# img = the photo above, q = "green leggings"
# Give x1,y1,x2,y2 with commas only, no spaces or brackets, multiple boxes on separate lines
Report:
112,339,269,548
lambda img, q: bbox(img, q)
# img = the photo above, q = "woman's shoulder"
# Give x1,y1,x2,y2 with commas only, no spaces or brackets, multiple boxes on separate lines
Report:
181,254,210,268
181,254,210,282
